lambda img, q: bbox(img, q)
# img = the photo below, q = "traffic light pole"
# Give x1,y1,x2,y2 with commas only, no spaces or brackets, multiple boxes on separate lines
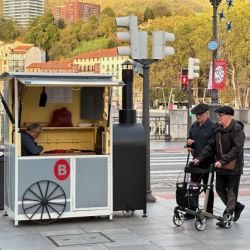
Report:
187,79,192,134
135,59,157,203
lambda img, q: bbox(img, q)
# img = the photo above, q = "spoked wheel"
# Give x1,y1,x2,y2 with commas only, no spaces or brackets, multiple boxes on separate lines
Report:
173,212,184,226
195,212,207,231
223,213,234,228
22,180,66,224
122,209,134,216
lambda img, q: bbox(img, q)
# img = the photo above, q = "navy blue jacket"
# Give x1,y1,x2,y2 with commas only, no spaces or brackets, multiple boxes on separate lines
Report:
21,132,43,156
188,118,215,168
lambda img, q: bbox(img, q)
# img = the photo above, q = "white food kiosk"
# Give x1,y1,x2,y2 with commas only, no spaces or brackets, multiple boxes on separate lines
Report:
1,72,122,225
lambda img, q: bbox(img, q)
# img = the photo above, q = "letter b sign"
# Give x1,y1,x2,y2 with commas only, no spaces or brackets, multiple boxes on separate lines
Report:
54,159,70,181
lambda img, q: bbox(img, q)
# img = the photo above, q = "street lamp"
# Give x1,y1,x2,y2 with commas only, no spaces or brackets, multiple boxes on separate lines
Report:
209,0,222,120
210,0,222,104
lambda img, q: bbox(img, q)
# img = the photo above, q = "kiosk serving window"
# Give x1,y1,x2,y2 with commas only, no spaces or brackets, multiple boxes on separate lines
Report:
2,73,121,157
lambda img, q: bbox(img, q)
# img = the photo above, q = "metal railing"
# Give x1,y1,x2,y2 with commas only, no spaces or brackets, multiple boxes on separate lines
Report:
113,115,170,141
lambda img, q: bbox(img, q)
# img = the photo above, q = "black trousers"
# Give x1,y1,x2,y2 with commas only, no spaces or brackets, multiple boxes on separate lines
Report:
191,172,214,213
216,173,241,214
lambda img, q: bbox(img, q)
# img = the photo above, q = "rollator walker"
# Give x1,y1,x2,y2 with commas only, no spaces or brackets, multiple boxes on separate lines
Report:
173,157,234,231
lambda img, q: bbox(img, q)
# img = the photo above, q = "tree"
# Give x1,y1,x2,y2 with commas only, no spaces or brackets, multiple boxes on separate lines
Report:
144,7,154,21
151,1,171,17
0,18,20,42
97,14,116,39
56,18,65,29
77,15,99,41
101,7,115,17
24,12,59,52
218,1,250,107
49,27,79,59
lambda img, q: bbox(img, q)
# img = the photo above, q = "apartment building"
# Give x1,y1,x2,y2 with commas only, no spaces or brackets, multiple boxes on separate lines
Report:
0,41,34,74
52,0,100,22
73,48,129,81
3,0,44,27
27,60,74,73
8,45,46,72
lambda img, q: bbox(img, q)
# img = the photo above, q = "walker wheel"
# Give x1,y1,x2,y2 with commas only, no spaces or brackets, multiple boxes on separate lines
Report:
173,212,184,226
194,212,207,231
223,213,234,228
22,180,66,224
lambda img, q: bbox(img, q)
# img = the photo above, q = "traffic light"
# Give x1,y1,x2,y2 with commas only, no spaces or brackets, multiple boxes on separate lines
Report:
188,57,200,80
138,31,148,59
180,69,188,91
152,31,175,59
116,15,140,59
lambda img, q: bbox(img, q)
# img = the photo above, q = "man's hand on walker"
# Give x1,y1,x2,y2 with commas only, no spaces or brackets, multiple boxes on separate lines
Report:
214,161,222,168
192,159,200,165
187,139,195,145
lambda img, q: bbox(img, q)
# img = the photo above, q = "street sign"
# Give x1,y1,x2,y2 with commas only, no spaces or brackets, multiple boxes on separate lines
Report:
207,40,218,52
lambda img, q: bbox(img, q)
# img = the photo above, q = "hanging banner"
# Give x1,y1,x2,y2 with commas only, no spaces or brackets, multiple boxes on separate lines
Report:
212,60,227,90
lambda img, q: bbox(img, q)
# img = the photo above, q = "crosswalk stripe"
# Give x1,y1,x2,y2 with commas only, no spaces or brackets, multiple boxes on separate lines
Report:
151,157,187,160
151,162,188,166
151,152,187,156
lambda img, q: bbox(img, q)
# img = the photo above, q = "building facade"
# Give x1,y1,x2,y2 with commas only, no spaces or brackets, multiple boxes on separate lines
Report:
26,60,74,73
73,48,129,81
0,41,34,74
52,0,100,22
8,45,46,72
3,0,44,27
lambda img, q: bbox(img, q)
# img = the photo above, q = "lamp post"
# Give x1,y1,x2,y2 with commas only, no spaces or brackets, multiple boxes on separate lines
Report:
209,0,222,120
135,59,157,202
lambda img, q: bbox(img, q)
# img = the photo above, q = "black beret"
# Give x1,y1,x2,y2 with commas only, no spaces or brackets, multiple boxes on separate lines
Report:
191,103,209,115
214,105,234,116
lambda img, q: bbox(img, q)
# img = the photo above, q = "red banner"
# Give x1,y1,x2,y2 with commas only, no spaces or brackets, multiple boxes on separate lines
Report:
212,60,227,90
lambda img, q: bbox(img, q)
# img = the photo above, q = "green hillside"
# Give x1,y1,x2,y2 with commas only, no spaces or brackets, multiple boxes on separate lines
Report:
1,0,211,18
47,0,210,15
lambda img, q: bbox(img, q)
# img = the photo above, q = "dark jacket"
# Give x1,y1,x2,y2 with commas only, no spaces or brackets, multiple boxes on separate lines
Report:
198,119,245,174
21,132,43,156
188,118,215,168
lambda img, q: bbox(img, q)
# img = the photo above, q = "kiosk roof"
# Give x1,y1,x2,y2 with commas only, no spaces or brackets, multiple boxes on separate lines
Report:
1,72,123,87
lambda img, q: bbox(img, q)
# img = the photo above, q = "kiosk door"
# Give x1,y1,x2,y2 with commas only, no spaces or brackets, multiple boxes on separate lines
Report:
74,157,108,210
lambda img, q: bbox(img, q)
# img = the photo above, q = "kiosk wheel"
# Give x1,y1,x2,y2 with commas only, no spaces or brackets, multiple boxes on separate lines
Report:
122,209,134,216
22,180,66,224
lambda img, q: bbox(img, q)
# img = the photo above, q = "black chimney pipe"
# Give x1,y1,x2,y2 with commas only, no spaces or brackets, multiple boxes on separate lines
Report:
119,61,136,124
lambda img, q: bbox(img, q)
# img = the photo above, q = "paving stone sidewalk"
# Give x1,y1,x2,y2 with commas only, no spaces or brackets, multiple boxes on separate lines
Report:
0,194,249,250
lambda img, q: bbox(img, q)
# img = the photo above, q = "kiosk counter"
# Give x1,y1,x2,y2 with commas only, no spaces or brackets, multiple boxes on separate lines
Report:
1,72,122,225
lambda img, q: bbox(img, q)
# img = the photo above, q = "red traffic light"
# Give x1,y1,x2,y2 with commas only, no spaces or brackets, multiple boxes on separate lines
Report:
181,75,188,85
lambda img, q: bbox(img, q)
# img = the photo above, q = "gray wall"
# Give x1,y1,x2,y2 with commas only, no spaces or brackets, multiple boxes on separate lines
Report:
169,109,250,141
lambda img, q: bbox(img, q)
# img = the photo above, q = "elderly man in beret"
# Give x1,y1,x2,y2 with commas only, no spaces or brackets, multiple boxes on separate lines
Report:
193,105,245,228
185,103,215,219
